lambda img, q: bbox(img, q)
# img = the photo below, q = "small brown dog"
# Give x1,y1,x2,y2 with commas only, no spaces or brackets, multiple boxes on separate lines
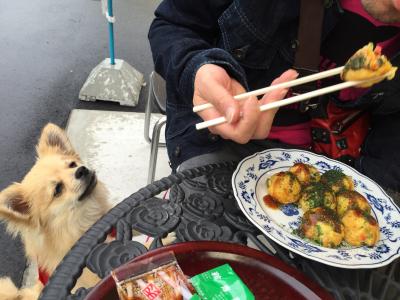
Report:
0,123,111,299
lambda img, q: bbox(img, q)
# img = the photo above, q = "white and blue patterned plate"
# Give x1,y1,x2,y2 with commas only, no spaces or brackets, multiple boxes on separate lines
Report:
232,148,400,268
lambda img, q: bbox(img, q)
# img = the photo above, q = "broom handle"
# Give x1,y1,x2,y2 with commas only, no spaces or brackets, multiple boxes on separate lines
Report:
107,0,115,65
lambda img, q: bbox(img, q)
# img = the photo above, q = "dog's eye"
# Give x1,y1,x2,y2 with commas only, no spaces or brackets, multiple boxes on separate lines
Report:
69,162,77,168
54,183,63,197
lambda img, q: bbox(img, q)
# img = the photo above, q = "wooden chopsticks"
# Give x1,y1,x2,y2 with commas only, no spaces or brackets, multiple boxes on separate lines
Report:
193,66,344,113
195,68,387,130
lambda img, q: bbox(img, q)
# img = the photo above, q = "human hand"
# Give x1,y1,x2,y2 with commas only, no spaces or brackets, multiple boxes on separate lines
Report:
193,64,298,143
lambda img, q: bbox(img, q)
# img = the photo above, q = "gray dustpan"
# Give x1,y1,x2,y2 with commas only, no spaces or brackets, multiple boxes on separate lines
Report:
79,0,143,107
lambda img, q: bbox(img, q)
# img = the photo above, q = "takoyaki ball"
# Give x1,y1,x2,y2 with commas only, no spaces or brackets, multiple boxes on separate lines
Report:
320,169,354,193
300,207,344,248
336,190,371,217
342,209,380,247
341,43,397,88
289,163,321,185
299,183,336,212
267,171,302,204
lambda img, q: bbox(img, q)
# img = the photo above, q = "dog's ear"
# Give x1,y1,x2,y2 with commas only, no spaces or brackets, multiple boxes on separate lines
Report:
36,123,76,157
0,184,30,226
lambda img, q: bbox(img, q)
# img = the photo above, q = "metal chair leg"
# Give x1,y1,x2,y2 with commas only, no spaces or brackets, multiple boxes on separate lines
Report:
144,72,154,144
147,116,167,184
144,71,166,147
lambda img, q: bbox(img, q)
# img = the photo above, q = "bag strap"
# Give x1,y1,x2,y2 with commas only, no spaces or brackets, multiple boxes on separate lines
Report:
294,0,325,73
331,109,369,134
293,0,326,112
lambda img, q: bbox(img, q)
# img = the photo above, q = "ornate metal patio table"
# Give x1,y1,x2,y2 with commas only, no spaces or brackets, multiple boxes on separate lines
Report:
39,161,400,300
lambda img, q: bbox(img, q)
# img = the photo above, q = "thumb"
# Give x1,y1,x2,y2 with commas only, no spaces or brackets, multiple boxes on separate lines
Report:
194,64,242,123
205,81,241,124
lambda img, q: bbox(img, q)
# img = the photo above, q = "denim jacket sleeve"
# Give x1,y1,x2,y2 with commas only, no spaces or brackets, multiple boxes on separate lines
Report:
148,0,248,107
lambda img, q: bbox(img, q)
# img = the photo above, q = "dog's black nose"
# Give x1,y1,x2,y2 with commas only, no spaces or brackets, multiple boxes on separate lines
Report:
75,166,89,179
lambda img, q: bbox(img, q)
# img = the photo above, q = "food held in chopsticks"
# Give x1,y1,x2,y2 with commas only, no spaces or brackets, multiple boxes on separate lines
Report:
263,162,380,248
341,43,397,87
341,209,380,247
299,182,336,212
266,171,302,204
300,207,344,248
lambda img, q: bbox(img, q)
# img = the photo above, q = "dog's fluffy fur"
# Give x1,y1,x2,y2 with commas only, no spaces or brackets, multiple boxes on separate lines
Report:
0,123,111,299
0,277,43,300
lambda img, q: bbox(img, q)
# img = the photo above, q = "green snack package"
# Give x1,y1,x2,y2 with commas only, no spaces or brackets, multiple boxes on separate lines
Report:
190,264,255,300
190,294,201,300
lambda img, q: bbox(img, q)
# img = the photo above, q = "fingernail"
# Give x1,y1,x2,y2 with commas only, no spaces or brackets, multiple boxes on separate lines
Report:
226,107,235,123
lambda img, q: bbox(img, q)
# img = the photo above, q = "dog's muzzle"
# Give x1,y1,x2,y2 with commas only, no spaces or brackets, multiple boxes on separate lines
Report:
78,171,98,201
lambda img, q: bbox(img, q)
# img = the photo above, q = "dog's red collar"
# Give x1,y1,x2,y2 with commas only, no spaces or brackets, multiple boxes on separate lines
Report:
39,268,50,286
38,229,117,285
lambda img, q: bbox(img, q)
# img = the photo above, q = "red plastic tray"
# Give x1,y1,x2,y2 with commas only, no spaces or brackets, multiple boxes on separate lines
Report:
85,241,332,300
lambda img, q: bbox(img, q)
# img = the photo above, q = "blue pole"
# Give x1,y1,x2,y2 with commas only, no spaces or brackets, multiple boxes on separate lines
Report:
107,0,115,65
